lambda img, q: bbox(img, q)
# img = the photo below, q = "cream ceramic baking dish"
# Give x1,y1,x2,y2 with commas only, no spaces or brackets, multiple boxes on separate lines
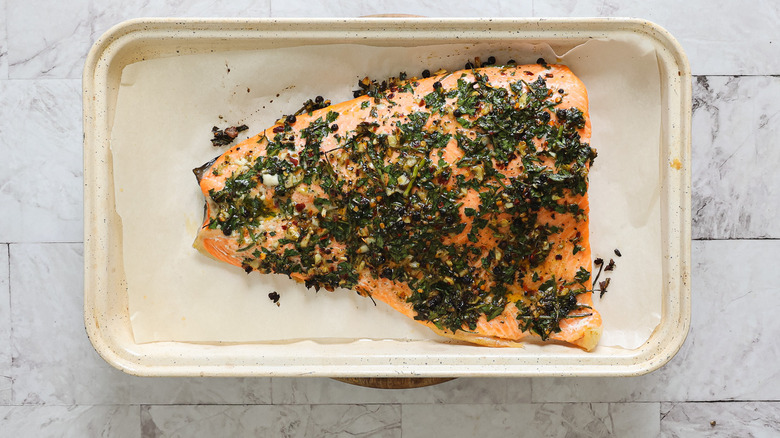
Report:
83,18,691,377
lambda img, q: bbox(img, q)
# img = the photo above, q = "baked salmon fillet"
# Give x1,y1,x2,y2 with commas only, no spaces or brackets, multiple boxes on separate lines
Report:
194,63,602,350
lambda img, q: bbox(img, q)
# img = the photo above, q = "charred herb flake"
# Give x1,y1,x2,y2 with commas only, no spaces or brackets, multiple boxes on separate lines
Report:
211,124,249,146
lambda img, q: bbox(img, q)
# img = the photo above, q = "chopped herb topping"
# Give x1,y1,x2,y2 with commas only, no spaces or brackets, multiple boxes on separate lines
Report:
202,64,597,339
516,276,590,339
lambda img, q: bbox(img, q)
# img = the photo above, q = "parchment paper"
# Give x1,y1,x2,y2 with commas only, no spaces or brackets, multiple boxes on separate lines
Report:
112,37,662,349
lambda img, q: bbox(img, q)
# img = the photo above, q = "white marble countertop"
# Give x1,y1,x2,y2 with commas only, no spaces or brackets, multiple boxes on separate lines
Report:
1,1,779,437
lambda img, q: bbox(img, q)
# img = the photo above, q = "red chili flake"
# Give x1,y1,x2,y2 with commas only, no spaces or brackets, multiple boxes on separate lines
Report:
524,71,533,76
281,225,288,230
545,73,554,78
295,203,305,212
272,125,284,133
290,157,299,165
418,100,426,107
225,126,239,138
388,93,395,99
555,254,563,260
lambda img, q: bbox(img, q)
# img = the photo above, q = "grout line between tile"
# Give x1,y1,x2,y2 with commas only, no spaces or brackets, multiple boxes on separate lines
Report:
2,0,6,81
664,399,780,404
0,400,778,411
694,74,780,78
0,242,83,245
0,77,83,82
137,404,144,437
5,243,12,406
526,399,780,405
691,73,780,78
398,403,404,438
692,238,780,241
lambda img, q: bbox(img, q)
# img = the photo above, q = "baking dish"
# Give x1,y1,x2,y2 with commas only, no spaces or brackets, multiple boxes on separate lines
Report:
83,18,691,377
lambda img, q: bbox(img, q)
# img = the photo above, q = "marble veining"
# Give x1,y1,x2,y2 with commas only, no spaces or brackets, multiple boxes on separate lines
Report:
308,405,401,438
531,240,780,402
0,0,8,80
0,80,83,243
661,402,780,437
6,0,273,80
0,405,141,438
271,376,531,405
15,0,780,79
400,403,660,438
269,0,532,18
532,0,780,76
0,245,10,404
9,243,273,405
692,76,780,239
141,404,401,438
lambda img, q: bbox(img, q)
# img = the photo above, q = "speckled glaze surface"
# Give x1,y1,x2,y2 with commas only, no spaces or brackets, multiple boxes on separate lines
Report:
83,18,691,378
